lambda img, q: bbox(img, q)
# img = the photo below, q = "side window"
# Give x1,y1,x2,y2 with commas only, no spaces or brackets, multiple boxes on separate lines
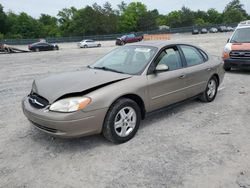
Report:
180,45,204,66
199,49,208,61
155,47,182,71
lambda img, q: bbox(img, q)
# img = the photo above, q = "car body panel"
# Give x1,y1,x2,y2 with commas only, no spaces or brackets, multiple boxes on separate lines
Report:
22,97,108,137
22,41,225,138
33,68,131,103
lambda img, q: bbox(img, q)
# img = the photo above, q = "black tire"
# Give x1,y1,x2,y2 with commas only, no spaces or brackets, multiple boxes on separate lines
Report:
97,44,101,47
83,45,87,48
121,41,125,46
199,76,218,102
103,98,141,143
35,48,39,52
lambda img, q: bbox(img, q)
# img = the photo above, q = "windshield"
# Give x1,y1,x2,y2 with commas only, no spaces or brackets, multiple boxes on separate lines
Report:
90,45,158,75
230,28,250,43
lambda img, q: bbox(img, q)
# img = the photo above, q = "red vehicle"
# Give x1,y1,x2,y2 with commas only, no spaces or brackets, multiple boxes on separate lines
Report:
116,34,143,45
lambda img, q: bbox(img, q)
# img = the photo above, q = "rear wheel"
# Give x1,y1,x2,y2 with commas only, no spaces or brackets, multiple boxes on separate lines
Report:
199,76,218,102
103,98,141,143
35,48,39,52
83,45,87,48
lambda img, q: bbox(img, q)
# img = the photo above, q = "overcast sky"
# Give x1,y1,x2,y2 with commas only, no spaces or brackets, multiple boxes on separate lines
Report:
1,0,250,18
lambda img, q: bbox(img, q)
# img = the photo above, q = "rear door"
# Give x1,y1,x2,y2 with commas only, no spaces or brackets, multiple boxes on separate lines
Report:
178,45,211,98
147,46,188,111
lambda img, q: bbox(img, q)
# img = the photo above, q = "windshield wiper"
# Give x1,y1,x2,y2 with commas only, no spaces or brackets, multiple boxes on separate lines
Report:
92,66,125,74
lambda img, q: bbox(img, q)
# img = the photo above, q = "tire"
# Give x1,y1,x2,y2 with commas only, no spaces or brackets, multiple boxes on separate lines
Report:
103,98,141,143
83,45,87,48
121,41,125,46
35,48,39,52
97,44,101,47
199,76,218,102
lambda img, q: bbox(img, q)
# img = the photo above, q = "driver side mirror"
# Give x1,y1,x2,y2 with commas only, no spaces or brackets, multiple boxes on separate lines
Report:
154,64,169,73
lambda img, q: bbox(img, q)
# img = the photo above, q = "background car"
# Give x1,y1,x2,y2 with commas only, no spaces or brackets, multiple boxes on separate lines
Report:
192,29,199,35
77,40,101,48
23,41,225,143
200,28,208,34
209,27,218,33
218,26,227,32
226,26,234,32
223,20,250,71
116,34,143,45
28,42,59,52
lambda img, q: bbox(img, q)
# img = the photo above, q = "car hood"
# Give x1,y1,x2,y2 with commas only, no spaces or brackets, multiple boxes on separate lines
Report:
231,43,250,50
32,68,131,103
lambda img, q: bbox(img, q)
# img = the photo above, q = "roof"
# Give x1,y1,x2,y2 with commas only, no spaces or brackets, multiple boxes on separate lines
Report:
126,40,177,48
125,40,208,54
237,20,250,28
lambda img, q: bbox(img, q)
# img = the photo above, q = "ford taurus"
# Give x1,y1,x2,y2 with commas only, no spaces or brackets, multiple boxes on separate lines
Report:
22,41,225,143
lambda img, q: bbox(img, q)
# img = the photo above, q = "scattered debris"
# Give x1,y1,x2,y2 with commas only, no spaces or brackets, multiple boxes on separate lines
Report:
239,91,246,95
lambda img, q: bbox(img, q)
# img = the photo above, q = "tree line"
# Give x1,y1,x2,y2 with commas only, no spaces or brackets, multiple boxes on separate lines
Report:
0,0,249,39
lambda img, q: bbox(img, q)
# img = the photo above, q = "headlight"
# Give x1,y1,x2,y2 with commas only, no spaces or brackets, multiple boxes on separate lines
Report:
224,43,231,53
49,97,91,112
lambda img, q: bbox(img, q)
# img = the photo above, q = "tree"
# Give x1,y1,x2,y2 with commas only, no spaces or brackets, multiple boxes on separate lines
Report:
223,0,248,23
57,7,77,36
0,4,7,34
138,9,159,31
117,1,127,15
39,14,61,37
166,11,182,28
207,8,223,24
179,6,195,27
118,2,147,32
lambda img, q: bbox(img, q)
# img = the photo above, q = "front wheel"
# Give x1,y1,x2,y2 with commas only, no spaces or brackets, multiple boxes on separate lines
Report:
103,98,141,143
199,77,218,102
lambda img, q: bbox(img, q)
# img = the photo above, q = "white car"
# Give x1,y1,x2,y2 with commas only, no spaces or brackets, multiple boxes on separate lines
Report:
77,40,101,48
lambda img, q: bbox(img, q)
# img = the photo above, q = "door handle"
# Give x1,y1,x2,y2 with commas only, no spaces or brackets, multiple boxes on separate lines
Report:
178,74,186,79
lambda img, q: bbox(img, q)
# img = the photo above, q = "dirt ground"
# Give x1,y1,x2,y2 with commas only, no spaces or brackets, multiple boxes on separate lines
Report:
0,33,250,188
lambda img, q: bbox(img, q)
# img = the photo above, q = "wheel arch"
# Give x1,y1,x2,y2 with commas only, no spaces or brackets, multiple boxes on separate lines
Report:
111,94,146,120
211,73,220,85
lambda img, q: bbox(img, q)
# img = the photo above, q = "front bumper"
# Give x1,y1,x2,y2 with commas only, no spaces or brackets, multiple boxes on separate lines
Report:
22,97,108,138
224,58,250,69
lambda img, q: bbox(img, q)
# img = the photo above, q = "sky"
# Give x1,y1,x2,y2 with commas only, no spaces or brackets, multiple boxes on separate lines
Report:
1,0,250,18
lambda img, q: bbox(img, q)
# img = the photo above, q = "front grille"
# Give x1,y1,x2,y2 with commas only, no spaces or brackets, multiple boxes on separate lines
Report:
230,50,250,59
34,123,57,133
28,93,49,109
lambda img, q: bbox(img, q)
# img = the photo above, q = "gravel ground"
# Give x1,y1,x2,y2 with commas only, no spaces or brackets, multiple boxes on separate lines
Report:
0,32,250,188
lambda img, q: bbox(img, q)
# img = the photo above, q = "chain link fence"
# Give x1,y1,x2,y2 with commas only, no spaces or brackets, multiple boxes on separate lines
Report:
0,23,237,45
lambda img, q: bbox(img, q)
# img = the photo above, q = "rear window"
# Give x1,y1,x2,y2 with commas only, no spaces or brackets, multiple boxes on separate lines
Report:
230,28,250,43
